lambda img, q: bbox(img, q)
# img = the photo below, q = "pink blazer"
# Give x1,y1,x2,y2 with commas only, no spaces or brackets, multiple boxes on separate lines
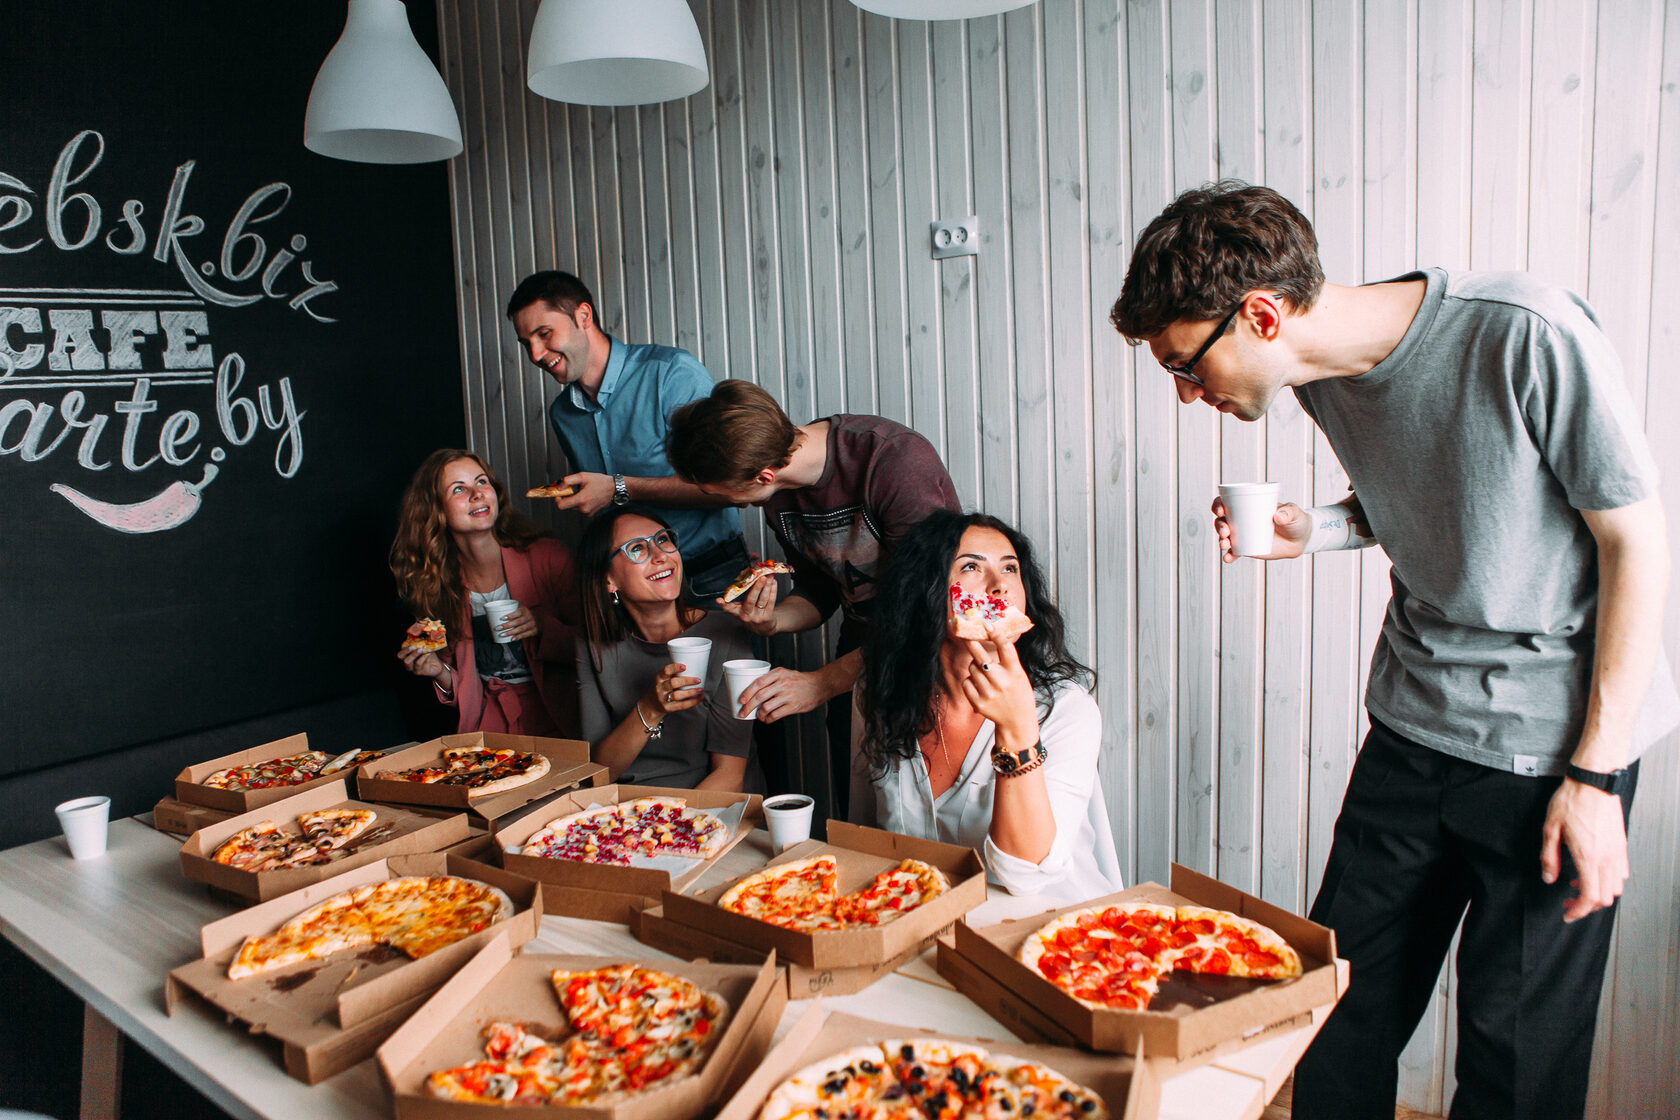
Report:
434,538,581,736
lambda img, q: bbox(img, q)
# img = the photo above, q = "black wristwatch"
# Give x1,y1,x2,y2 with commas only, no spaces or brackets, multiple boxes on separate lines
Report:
1565,762,1632,797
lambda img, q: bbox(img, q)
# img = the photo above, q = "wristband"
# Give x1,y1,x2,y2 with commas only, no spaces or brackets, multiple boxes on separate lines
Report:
1303,502,1364,553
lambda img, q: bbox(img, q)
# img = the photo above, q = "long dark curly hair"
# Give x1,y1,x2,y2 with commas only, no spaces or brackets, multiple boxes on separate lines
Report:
388,449,547,644
859,510,1092,771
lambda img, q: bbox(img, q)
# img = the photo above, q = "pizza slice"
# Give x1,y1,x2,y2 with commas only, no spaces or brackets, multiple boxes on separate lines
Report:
212,821,289,871
830,859,951,926
759,1044,919,1120
299,807,376,850
949,585,1035,642
722,559,795,602
1171,905,1303,978
318,747,384,775
525,481,578,499
401,617,449,654
717,854,840,929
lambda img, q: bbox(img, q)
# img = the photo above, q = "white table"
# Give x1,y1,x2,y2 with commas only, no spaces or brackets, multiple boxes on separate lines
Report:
0,819,1327,1120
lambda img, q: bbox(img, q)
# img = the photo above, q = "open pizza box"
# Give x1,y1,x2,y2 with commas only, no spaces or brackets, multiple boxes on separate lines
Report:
491,783,764,897
657,821,986,971
944,864,1343,1066
173,731,388,813
353,731,607,825
178,778,470,901
376,932,787,1120
712,1006,1161,1120
164,852,543,1084
444,832,662,925
151,795,236,837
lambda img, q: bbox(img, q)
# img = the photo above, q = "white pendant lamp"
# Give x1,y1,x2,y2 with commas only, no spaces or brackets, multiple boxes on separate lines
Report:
304,0,463,164
851,0,1039,18
527,0,709,106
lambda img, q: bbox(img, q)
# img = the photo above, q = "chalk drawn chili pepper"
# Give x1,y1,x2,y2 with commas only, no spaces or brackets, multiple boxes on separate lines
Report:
50,461,218,534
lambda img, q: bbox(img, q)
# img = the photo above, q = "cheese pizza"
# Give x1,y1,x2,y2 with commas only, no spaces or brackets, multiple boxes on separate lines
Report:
376,745,551,797
526,482,578,499
718,855,951,932
425,964,728,1105
1017,901,1303,1011
211,807,378,873
948,585,1035,642
723,559,795,602
519,796,731,865
757,1038,1108,1120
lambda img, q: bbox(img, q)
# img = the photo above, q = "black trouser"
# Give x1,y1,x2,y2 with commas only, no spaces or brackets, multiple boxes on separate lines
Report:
1292,718,1636,1120
683,535,751,609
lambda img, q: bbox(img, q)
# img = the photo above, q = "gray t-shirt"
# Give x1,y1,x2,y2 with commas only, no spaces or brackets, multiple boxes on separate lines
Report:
575,611,763,791
1295,268,1680,774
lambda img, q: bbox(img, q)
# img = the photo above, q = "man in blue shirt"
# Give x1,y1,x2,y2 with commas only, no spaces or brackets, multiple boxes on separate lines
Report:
506,271,747,602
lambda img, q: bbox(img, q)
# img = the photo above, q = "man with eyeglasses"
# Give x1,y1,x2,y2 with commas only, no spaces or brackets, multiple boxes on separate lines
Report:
506,270,749,606
1111,181,1677,1120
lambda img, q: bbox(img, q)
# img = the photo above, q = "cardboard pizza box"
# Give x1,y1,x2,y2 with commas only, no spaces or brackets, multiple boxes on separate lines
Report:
151,795,235,837
657,820,986,970
947,864,1342,1063
178,779,470,901
712,1006,1160,1120
490,784,764,898
635,902,928,999
173,732,392,813
164,853,542,1084
376,933,786,1120
445,832,661,925
353,731,607,824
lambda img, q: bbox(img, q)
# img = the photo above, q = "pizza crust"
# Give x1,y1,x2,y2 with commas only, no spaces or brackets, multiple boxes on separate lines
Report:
722,560,795,602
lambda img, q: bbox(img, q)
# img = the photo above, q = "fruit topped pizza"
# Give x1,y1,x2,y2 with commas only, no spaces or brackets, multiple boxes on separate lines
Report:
718,855,952,932
948,585,1034,642
425,964,729,1105
723,559,795,602
401,617,449,654
756,1037,1108,1120
1017,901,1304,1011
375,745,551,797
200,747,385,792
212,808,381,872
519,796,731,866
227,874,513,979
526,481,578,499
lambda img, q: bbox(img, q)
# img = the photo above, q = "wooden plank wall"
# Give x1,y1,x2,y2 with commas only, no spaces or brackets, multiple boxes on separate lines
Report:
432,1,1680,1114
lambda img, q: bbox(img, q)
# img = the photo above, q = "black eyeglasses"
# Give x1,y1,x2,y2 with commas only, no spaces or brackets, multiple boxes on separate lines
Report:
612,528,680,564
1160,302,1243,385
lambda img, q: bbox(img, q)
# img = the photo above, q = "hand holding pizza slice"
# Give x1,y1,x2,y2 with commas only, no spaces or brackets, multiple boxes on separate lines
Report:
400,618,449,654
948,585,1034,643
722,559,795,603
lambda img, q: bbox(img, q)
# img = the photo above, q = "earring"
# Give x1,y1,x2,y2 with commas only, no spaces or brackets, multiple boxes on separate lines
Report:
610,589,620,604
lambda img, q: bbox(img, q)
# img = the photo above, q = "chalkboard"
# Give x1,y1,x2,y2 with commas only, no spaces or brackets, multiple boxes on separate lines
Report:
0,2,466,775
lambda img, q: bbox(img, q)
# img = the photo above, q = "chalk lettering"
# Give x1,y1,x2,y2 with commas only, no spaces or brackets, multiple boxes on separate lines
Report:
60,391,112,470
221,183,290,283
215,353,257,446
159,310,213,369
105,199,146,255
259,377,305,478
159,409,199,466
290,261,338,323
154,162,261,308
0,172,41,254
46,130,104,251
0,307,45,373
115,378,160,471
101,310,160,371
260,233,304,297
47,309,105,372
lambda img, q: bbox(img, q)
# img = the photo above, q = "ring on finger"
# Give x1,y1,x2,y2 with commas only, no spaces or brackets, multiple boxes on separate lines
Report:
979,662,993,672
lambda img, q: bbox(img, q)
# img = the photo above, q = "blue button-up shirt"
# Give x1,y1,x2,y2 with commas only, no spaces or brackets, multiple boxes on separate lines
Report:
547,337,741,560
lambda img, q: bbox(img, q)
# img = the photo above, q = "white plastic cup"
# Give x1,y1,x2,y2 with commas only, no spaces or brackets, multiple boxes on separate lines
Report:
763,793,815,853
723,658,772,720
55,796,111,860
483,598,520,644
1217,482,1282,558
667,636,713,697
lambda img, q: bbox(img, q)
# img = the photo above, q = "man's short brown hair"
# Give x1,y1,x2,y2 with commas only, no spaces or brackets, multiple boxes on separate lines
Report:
666,379,801,485
1109,180,1324,342
506,270,596,322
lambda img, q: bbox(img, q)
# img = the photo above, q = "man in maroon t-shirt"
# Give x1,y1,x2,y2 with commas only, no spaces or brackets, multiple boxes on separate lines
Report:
667,380,960,811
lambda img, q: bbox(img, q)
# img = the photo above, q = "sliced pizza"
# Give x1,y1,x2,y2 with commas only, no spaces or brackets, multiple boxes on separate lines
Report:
718,855,951,933
401,617,449,654
948,585,1035,642
377,745,550,797
722,559,795,602
520,797,731,865
201,750,333,792
525,481,578,499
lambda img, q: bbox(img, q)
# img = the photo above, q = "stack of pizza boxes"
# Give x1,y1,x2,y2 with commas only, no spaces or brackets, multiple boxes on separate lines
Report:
480,783,764,924
937,864,1345,1075
352,730,607,829
638,821,988,999
156,732,359,834
376,928,788,1120
166,850,545,1083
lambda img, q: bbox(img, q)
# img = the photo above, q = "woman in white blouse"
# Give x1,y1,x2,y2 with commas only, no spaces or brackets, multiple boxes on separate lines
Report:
850,511,1122,902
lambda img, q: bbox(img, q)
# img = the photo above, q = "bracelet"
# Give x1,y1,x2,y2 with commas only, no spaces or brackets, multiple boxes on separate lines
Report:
435,665,454,696
635,700,664,738
991,740,1047,777
1303,502,1371,553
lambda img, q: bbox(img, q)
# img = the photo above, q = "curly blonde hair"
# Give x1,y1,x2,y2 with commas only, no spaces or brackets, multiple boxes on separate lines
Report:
389,449,547,644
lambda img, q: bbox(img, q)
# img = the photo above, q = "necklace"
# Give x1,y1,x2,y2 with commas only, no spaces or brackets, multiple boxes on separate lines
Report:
925,703,954,774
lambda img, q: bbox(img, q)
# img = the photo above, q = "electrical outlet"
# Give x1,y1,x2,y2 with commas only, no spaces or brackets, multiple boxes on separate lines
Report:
930,216,979,259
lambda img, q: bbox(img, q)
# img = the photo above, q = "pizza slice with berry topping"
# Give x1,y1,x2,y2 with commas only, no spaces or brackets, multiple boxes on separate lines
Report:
948,585,1035,642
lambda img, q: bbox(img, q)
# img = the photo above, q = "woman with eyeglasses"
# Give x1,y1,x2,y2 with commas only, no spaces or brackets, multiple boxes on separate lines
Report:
574,504,763,792
390,449,581,735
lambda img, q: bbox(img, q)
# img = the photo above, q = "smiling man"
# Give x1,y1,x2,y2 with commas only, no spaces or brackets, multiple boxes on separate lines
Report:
505,271,747,604
1111,181,1678,1120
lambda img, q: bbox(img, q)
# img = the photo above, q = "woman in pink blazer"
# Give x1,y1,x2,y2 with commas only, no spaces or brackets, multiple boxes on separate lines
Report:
390,449,580,735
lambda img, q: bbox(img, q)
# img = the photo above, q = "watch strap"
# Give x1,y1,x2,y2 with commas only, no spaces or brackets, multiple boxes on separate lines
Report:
612,474,629,505
1565,762,1630,796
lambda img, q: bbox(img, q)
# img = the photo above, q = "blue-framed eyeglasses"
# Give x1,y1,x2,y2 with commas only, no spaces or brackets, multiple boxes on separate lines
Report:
612,528,680,564
1160,302,1243,385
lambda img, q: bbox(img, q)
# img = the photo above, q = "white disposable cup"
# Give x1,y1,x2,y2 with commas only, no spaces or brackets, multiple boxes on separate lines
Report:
763,793,815,853
667,636,713,697
1218,482,1282,558
723,658,772,720
483,598,520,644
55,796,111,860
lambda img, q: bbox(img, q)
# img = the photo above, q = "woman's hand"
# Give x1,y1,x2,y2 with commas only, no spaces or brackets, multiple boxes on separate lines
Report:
952,628,1038,748
644,662,705,717
397,642,449,683
497,605,541,642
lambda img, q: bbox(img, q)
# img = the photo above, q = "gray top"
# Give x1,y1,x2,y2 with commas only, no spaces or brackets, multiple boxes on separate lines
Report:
1295,268,1680,774
575,610,763,791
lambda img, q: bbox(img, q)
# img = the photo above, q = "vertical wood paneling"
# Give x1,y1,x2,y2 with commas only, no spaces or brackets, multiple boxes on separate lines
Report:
437,3,1680,1114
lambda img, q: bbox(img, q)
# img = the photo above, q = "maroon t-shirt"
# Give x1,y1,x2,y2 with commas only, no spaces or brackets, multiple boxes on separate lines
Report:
763,415,960,634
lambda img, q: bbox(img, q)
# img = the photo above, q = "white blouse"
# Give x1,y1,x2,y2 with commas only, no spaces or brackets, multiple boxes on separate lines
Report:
849,682,1124,903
